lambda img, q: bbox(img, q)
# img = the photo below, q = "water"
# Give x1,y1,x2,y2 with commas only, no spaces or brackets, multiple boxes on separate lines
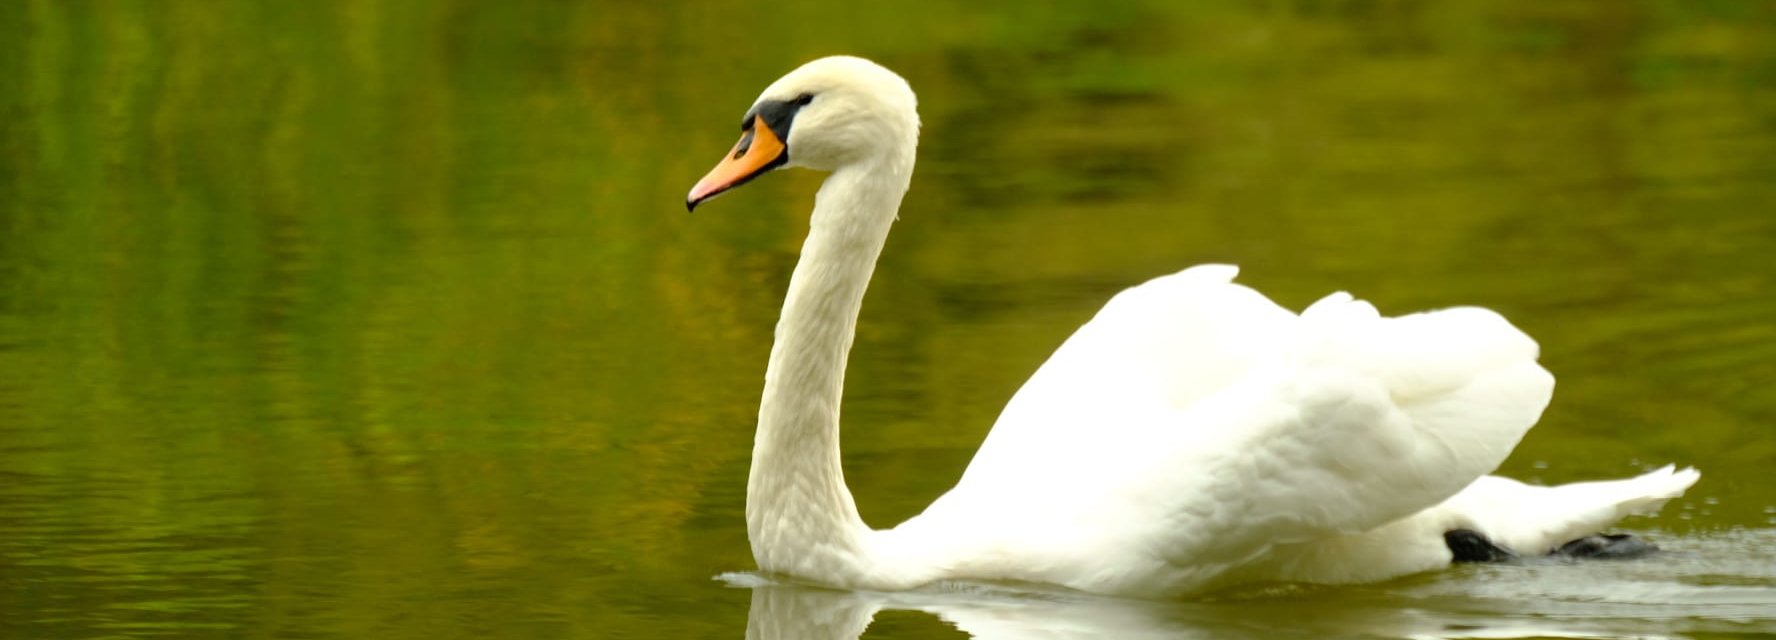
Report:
2,1,1774,638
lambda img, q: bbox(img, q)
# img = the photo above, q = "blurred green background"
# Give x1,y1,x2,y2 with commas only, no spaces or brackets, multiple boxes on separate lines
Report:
2,1,1773,638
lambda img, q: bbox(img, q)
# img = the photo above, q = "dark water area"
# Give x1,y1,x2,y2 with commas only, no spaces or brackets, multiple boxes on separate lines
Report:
2,1,1774,638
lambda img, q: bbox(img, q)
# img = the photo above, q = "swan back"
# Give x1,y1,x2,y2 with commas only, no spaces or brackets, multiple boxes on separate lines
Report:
890,266,1558,595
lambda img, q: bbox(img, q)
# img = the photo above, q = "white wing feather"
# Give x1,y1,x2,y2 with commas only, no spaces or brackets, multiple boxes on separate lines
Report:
898,265,1558,594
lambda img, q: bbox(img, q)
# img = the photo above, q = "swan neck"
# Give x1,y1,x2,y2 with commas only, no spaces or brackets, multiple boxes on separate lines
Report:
749,161,909,583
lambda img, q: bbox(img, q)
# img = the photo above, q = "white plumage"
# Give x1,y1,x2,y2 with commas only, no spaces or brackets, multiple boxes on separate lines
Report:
686,55,1699,598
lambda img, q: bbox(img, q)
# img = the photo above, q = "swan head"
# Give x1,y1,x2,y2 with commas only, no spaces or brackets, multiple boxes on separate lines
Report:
687,56,919,211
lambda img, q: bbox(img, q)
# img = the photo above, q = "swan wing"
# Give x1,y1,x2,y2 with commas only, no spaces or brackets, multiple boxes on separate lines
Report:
911,265,1554,591
956,265,1293,486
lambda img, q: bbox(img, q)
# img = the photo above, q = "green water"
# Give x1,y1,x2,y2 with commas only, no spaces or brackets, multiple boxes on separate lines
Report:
3,1,1774,638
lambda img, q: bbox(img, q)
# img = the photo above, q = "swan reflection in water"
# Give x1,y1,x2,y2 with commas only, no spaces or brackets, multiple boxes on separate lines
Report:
735,576,1510,640
728,576,1548,640
729,546,1776,640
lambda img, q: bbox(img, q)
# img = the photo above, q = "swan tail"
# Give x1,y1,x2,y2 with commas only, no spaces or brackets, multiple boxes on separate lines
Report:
1443,465,1701,554
1600,464,1703,516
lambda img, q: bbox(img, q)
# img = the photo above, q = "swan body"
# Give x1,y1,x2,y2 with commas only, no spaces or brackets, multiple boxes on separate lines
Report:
687,55,1699,598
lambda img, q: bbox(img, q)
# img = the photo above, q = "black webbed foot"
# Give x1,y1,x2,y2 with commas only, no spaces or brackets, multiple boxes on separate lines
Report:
1445,529,1517,563
1550,533,1658,560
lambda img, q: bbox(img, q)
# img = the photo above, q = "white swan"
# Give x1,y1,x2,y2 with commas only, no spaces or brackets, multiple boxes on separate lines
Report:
686,55,1699,598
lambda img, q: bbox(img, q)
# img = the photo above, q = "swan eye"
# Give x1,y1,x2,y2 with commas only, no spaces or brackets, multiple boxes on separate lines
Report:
739,94,814,132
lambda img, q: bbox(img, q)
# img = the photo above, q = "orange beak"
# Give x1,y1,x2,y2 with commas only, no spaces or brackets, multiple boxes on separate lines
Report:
686,115,789,211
